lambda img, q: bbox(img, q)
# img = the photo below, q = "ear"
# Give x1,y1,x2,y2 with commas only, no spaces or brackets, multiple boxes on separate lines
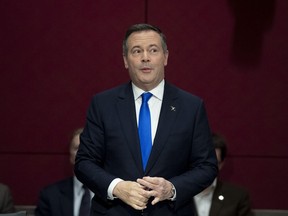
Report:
123,54,128,69
164,50,169,66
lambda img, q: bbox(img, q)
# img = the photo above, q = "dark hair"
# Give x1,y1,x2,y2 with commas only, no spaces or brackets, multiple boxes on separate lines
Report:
212,132,227,162
122,23,168,56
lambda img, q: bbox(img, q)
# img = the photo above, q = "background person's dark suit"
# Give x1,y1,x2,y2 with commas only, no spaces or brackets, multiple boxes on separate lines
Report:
75,81,218,216
194,180,254,216
0,183,15,213
193,132,254,216
35,177,73,216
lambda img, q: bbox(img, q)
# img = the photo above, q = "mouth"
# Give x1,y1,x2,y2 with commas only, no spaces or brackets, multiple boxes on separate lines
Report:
140,67,152,73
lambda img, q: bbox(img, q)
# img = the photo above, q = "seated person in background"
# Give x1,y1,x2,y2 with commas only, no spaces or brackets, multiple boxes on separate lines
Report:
0,183,15,213
35,128,93,216
193,133,254,216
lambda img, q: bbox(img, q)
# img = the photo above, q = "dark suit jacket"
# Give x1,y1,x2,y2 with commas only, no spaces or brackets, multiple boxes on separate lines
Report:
75,81,218,216
194,180,254,216
0,183,15,213
35,177,74,216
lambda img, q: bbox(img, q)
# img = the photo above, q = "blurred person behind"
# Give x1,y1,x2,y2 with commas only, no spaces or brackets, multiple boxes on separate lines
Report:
0,183,15,213
35,128,93,216
193,132,254,216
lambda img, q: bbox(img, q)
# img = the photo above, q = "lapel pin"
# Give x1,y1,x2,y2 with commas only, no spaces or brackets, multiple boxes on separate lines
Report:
170,106,176,111
218,195,224,201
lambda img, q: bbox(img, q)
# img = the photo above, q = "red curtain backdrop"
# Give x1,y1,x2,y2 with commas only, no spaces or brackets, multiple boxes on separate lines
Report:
1,0,287,209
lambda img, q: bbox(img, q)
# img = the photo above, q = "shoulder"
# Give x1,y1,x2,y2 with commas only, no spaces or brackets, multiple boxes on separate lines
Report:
0,183,11,195
40,177,73,194
164,82,206,115
93,83,131,99
216,180,250,197
87,82,133,111
165,82,203,102
0,183,14,213
0,183,9,190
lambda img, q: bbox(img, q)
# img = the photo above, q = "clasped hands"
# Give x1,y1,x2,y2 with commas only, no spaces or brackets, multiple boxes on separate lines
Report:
113,176,174,210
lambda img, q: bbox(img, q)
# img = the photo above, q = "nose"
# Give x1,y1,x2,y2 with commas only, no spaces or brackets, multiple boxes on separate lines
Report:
141,51,150,62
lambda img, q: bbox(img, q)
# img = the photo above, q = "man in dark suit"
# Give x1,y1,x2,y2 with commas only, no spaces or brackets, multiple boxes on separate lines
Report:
193,133,254,216
75,23,218,216
35,128,93,216
35,177,74,216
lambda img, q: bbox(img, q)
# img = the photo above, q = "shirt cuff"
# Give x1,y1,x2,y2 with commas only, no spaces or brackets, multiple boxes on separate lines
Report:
170,184,177,201
107,178,123,200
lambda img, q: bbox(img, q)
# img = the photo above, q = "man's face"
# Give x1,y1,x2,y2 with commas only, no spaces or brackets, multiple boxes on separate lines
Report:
123,30,169,91
69,134,80,165
215,148,224,170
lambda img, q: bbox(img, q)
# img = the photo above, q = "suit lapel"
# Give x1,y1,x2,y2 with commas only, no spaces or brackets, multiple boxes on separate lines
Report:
192,199,199,216
209,180,224,216
145,83,179,173
116,83,143,174
59,178,74,216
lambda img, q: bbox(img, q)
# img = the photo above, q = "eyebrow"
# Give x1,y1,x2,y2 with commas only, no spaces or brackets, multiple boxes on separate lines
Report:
131,44,159,50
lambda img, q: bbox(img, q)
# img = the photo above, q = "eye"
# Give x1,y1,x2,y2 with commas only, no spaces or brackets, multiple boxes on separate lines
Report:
132,49,141,54
150,48,159,53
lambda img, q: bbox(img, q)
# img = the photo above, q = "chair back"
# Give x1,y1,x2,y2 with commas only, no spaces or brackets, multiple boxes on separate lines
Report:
253,209,288,216
0,211,27,216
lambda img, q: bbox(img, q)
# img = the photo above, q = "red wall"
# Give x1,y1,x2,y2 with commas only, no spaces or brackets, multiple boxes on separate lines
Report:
1,0,287,209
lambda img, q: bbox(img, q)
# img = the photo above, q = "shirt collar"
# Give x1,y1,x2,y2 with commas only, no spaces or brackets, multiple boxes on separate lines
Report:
73,175,83,195
132,79,165,101
195,178,217,198
211,178,217,188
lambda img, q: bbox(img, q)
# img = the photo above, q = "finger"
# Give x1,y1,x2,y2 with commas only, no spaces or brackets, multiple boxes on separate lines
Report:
137,178,152,189
142,176,158,183
151,197,160,205
127,195,148,210
135,197,149,209
131,203,146,210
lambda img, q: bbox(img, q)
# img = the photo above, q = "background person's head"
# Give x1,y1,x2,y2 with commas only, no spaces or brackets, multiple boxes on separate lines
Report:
69,128,84,165
212,132,227,171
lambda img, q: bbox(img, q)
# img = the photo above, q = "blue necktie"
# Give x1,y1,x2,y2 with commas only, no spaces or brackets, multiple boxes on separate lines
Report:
138,92,153,171
79,185,91,216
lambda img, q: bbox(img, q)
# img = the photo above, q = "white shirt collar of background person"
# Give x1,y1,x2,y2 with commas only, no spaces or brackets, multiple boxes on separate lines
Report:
73,176,93,216
193,178,217,216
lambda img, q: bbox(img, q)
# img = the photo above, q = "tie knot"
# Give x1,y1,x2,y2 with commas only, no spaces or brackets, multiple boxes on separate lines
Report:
142,92,153,103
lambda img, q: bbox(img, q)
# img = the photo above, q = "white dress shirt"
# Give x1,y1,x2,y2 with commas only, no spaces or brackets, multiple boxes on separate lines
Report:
107,80,165,200
193,178,217,216
133,80,164,142
73,176,93,216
